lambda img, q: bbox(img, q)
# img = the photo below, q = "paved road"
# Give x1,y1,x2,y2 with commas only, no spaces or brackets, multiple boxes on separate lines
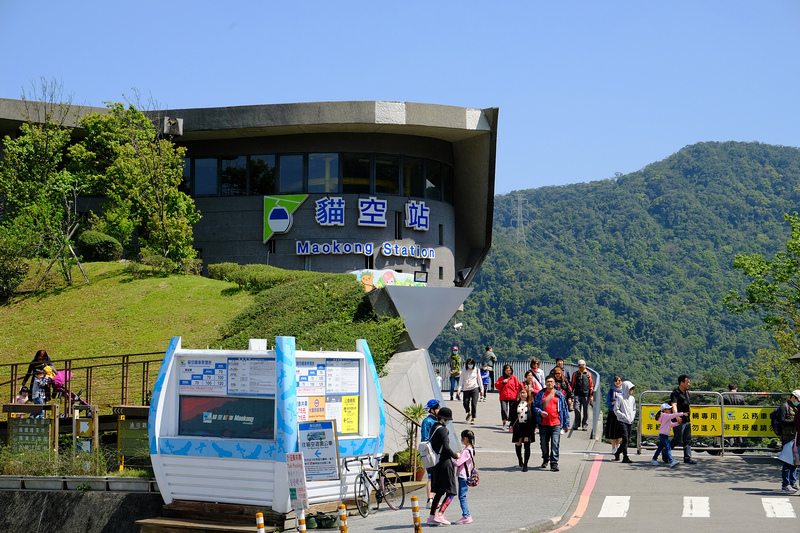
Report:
343,391,596,532
339,391,799,532
548,450,799,532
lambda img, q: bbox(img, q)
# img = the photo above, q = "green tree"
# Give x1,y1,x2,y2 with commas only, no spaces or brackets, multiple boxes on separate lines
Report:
72,102,200,267
0,78,87,285
724,213,800,389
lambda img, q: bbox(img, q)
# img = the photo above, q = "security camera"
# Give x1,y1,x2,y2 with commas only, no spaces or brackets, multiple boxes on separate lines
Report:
453,323,463,331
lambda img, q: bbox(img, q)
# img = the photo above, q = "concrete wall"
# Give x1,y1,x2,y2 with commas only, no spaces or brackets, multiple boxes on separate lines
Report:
0,491,162,533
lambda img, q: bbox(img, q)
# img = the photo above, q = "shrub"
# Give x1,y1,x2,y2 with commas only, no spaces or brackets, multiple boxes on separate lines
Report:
77,230,123,262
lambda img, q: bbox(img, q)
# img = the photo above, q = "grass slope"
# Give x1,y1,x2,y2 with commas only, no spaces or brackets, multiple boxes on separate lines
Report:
0,262,254,362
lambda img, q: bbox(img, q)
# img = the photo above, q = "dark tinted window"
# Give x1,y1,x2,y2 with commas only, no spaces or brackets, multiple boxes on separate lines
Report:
279,154,304,193
342,153,371,194
251,155,276,195
426,160,442,201
402,157,425,197
220,156,247,196
375,154,399,195
194,158,218,195
308,153,339,193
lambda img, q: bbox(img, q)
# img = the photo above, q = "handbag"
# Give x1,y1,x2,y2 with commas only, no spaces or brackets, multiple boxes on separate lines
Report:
466,449,479,487
418,426,442,469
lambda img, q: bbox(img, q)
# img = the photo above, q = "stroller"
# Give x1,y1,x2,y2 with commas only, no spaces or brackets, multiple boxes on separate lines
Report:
50,370,88,406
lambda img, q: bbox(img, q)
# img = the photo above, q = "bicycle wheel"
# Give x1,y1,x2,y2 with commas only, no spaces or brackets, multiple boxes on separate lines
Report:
354,472,370,517
380,468,405,510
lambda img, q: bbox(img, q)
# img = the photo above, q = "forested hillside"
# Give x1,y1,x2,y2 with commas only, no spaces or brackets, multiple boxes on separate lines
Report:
431,141,800,390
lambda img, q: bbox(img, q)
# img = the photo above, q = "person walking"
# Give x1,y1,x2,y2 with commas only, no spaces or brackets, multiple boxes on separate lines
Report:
613,380,636,463
448,347,461,401
456,358,481,425
776,390,800,492
650,403,685,468
551,367,573,412
571,360,594,431
670,375,696,464
529,358,545,388
523,370,542,397
512,387,536,471
420,399,440,509
605,376,623,456
482,345,497,391
495,364,523,430
427,407,459,526
453,429,476,525
548,356,571,384
479,364,490,401
533,376,570,472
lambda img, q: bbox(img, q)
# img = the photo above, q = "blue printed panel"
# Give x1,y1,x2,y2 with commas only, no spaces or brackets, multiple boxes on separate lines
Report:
158,437,284,461
338,438,378,457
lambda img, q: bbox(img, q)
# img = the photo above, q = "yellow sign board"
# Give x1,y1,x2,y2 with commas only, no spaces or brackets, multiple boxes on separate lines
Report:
641,405,722,436
341,395,359,434
722,406,776,437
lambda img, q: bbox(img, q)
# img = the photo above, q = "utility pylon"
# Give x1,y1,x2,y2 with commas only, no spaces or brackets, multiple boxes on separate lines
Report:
513,194,527,245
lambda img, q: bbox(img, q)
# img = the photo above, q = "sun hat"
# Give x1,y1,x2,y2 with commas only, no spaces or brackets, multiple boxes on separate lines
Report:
437,407,453,421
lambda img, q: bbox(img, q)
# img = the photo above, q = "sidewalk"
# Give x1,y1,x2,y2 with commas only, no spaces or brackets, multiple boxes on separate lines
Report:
343,391,598,532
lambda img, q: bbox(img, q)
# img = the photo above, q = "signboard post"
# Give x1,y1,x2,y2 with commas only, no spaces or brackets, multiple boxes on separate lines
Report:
286,451,309,510
298,420,340,481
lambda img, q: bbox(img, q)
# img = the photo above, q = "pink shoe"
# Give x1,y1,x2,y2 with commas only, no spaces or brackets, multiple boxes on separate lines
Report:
454,516,473,524
427,517,438,526
434,515,451,525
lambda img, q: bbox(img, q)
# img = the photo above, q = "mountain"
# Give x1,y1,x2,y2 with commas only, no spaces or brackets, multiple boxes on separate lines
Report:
431,141,800,390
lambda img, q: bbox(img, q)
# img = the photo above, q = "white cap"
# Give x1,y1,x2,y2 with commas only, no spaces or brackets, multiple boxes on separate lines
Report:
578,359,586,366
660,403,672,411
792,390,800,401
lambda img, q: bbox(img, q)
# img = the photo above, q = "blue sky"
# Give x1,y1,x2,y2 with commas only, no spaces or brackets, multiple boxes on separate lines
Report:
2,1,798,194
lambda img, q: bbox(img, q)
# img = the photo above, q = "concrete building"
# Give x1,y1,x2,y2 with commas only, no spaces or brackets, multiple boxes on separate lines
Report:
0,99,498,289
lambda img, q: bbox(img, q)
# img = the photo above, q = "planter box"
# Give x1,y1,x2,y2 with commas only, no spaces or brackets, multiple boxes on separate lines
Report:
22,476,65,490
149,480,160,493
65,476,108,491
106,477,151,492
0,476,22,489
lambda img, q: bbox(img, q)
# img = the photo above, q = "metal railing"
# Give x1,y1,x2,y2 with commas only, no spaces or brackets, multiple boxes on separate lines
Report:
1,352,164,414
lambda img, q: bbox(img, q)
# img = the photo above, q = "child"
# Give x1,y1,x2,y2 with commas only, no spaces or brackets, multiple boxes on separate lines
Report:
31,369,50,405
12,386,29,418
650,402,685,468
453,429,475,525
435,369,442,390
479,364,490,401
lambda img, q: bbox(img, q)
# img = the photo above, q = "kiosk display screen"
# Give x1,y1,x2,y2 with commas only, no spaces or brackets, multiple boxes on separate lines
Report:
179,396,275,440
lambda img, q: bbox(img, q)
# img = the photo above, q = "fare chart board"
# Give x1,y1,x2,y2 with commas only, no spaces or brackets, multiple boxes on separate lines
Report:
296,358,360,434
178,357,276,397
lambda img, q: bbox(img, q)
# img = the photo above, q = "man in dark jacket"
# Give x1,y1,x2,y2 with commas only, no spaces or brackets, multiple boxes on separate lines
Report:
571,360,594,431
778,390,800,492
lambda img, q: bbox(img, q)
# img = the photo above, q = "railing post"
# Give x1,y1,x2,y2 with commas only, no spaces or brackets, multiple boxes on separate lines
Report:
121,355,130,405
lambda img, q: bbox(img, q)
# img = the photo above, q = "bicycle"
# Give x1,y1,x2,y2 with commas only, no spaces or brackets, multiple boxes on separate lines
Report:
344,455,405,517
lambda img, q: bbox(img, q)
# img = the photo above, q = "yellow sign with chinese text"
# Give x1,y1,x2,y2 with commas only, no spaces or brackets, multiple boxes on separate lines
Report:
722,406,776,437
641,405,723,437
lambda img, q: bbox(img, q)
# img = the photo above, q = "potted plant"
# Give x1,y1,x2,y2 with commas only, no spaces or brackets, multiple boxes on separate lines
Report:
401,402,429,479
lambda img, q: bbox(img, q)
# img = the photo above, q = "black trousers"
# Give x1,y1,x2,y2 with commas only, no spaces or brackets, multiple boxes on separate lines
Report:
617,421,632,458
462,388,479,419
573,394,590,428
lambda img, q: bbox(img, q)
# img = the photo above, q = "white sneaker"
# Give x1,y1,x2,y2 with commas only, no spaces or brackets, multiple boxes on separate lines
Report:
649,459,659,466
426,498,433,509
669,460,680,468
611,445,617,455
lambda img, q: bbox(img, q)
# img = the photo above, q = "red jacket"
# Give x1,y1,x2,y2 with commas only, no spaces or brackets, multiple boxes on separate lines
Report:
495,374,523,401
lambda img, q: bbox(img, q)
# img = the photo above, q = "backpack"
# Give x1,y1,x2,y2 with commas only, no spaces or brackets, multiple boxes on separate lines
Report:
466,449,479,487
418,426,442,469
770,405,783,436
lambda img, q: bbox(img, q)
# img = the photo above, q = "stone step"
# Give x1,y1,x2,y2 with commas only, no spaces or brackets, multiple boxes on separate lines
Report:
137,517,276,532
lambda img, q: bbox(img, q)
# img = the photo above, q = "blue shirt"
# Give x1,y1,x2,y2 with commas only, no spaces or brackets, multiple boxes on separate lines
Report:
421,413,436,441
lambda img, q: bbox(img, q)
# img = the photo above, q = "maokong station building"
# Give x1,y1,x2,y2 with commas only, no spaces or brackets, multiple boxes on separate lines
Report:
0,99,498,290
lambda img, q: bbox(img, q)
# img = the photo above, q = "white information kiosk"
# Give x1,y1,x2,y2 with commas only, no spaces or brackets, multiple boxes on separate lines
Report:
148,336,385,512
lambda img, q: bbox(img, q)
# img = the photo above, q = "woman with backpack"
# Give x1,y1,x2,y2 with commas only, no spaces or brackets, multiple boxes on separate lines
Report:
427,407,459,526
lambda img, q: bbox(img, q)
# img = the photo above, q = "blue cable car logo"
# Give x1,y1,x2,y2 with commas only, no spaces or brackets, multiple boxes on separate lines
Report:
268,206,293,234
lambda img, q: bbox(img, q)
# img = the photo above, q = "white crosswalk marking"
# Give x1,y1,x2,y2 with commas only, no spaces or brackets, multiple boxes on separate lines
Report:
598,496,630,517
762,498,796,518
681,496,710,517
